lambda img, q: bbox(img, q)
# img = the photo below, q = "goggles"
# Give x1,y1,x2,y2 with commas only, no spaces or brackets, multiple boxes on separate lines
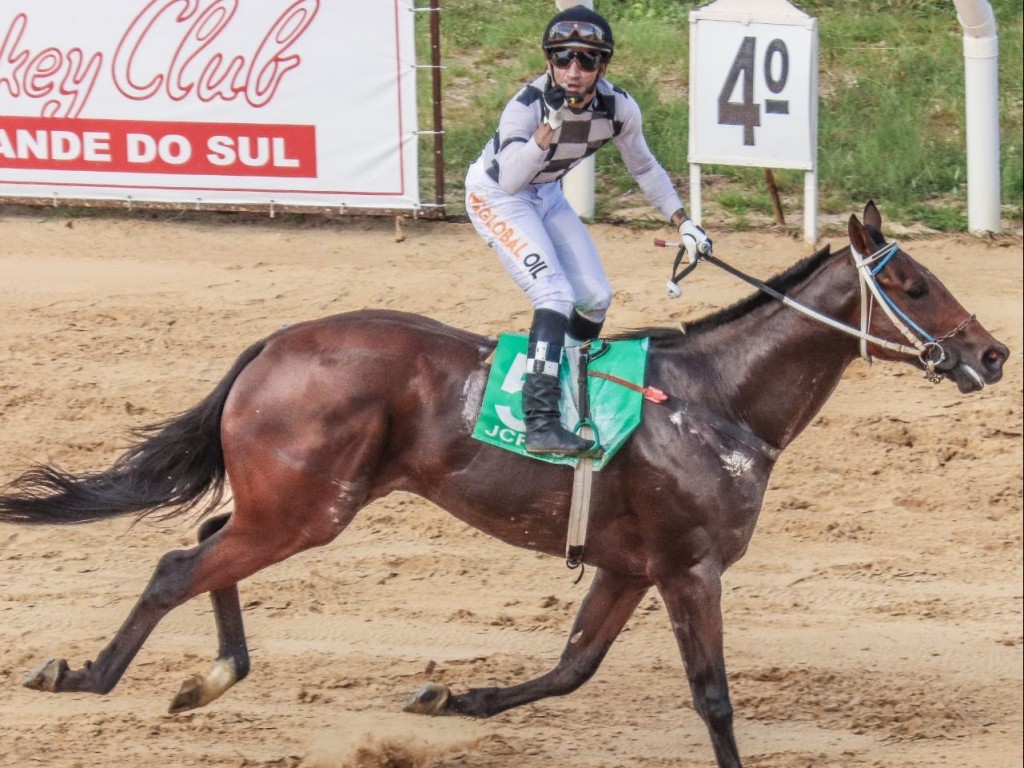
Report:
548,48,603,73
546,20,608,47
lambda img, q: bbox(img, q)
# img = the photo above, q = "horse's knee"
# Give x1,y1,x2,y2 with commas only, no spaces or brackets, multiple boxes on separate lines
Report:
692,681,733,725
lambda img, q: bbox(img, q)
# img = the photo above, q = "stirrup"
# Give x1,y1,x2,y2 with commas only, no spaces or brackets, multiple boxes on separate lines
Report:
571,418,604,459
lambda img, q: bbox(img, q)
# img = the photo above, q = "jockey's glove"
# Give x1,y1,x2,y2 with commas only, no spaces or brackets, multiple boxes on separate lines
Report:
678,219,712,263
542,86,568,131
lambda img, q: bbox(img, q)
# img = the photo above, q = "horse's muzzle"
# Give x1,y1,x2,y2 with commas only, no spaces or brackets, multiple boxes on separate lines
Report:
941,340,1009,393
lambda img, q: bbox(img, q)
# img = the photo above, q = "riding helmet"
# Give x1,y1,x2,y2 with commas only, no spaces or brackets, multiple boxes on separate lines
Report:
542,5,614,59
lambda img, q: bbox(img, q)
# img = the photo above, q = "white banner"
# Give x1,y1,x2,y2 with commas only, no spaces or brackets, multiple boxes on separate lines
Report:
0,0,421,210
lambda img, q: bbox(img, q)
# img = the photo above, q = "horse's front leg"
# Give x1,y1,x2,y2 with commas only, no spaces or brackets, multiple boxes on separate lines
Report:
404,568,648,718
655,560,742,768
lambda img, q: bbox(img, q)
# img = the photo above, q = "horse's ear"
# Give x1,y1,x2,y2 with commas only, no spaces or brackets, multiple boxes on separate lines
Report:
863,200,882,232
848,213,871,256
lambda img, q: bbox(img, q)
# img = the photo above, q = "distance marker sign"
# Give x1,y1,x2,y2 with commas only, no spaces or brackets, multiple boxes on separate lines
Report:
689,0,818,170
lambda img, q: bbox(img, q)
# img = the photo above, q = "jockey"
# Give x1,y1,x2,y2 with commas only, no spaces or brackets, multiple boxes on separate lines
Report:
465,4,710,457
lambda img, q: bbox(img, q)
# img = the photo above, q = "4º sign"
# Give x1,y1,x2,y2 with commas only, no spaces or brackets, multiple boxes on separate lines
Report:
689,0,818,170
719,35,793,146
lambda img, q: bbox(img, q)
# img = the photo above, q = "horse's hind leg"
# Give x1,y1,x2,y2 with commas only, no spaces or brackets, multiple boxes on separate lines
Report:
22,499,342,706
168,513,250,713
404,568,648,717
22,522,233,698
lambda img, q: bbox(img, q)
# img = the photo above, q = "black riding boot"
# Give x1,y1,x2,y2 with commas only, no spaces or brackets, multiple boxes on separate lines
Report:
523,374,594,456
523,309,595,457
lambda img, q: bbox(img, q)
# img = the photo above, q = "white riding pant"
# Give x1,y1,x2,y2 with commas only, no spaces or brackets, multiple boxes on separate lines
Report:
465,172,612,322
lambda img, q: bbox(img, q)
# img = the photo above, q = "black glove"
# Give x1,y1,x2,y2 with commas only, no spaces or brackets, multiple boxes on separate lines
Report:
542,86,567,130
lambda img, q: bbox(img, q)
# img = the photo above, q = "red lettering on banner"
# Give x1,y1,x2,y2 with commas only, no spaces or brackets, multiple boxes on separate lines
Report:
113,0,319,107
0,2,318,117
0,14,102,118
0,116,317,177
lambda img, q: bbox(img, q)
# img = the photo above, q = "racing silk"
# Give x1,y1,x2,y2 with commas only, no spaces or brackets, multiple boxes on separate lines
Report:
468,73,682,222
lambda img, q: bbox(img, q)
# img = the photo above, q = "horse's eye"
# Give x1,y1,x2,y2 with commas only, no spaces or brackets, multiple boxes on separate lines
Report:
906,283,928,300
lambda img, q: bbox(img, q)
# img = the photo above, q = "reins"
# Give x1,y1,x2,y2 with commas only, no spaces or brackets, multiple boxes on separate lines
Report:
659,238,975,382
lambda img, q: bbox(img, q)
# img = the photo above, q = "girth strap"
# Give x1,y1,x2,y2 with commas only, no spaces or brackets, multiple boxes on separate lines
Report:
566,344,598,573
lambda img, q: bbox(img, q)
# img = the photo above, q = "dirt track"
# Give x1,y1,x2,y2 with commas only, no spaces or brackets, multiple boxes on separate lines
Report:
0,208,1021,768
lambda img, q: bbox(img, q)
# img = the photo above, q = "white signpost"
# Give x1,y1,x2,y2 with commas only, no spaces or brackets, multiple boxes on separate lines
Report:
688,0,818,244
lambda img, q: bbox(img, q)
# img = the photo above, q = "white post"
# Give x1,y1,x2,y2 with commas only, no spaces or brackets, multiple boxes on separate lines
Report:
806,19,819,246
689,163,703,225
555,0,597,219
803,170,817,245
953,0,1001,234
563,155,596,220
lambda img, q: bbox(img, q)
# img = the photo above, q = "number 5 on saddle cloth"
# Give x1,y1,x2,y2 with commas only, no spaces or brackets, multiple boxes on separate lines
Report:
472,335,649,470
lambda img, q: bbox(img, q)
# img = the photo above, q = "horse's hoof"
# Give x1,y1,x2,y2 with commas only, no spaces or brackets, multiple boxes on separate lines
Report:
403,682,450,716
169,674,205,714
21,658,68,692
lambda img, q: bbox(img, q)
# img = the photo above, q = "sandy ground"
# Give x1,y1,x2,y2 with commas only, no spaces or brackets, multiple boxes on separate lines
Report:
0,207,1020,768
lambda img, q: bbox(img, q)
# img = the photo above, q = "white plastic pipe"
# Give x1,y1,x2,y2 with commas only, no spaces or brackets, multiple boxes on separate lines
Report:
556,0,597,219
953,0,1001,234
563,154,596,219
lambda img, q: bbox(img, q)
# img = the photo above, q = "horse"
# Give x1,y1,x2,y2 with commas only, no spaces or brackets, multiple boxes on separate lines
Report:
0,203,1008,768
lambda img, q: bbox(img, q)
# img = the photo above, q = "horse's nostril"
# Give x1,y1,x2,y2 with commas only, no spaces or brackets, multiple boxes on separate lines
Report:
984,345,1008,370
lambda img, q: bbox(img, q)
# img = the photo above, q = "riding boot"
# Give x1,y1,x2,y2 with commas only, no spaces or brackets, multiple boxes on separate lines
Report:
523,373,594,455
523,309,595,457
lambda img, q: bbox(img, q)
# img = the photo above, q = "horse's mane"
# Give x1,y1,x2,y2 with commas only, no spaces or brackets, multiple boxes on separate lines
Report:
612,243,835,347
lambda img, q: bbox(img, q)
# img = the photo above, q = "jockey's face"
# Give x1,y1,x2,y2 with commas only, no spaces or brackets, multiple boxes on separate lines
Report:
547,48,607,108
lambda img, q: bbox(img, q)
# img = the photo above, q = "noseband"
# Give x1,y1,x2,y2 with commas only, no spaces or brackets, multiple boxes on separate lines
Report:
852,242,975,381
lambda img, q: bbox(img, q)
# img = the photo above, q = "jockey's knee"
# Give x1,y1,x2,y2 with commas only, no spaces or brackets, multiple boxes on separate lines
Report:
575,285,612,320
528,279,575,319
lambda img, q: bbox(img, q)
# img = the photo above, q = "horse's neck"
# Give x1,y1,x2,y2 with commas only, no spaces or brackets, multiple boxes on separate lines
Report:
663,253,863,451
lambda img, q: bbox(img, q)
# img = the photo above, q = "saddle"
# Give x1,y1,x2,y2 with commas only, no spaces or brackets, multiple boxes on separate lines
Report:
472,334,649,470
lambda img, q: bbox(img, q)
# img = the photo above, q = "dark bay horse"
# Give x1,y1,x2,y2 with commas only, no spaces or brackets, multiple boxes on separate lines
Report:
0,203,1008,768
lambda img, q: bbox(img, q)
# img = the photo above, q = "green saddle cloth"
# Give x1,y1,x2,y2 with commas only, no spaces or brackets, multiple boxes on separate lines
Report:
472,334,649,469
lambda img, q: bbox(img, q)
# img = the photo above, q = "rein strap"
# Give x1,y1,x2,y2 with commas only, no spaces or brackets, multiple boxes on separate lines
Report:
587,370,668,403
669,244,939,369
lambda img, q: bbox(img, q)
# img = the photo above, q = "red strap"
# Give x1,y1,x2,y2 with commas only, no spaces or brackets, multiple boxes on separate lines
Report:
587,371,668,403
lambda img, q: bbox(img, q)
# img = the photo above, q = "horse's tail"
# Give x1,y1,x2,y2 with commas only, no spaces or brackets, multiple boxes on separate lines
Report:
0,339,268,526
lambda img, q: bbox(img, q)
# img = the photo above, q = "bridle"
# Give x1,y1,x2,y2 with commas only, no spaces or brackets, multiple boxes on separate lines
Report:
850,241,974,381
664,239,976,383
